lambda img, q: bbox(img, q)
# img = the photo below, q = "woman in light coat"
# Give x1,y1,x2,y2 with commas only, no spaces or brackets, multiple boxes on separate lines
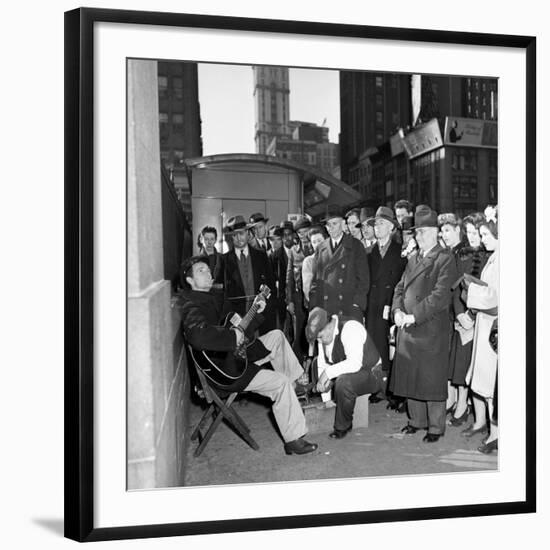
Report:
462,207,499,453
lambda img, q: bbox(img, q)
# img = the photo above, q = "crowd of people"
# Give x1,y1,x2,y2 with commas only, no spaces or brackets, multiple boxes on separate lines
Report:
179,200,499,457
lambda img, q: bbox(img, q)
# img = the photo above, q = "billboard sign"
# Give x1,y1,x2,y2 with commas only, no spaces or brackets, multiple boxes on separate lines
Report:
443,117,498,148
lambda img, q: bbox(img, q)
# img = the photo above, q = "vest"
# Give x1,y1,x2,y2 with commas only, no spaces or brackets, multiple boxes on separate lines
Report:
237,250,255,309
327,316,380,369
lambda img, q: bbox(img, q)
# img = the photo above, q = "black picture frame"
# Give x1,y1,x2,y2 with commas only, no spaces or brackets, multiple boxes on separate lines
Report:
65,7,537,542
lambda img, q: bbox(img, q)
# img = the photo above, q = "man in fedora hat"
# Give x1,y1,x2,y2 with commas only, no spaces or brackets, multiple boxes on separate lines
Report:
249,212,271,253
309,205,370,322
366,206,407,406
389,205,458,442
357,207,376,252
285,216,313,361
215,215,277,334
306,307,385,439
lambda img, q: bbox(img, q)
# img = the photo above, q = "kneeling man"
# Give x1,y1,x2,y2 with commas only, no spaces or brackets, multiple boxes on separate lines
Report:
306,307,385,439
180,256,318,456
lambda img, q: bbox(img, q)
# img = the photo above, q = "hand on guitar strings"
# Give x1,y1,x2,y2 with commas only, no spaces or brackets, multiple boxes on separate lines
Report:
253,295,267,314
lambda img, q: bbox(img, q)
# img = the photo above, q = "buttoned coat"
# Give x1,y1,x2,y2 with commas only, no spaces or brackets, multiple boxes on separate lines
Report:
215,247,277,334
389,244,457,401
309,234,370,320
366,239,407,371
269,246,288,327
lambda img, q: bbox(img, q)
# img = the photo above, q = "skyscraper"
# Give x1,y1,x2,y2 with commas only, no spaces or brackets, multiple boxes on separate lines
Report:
253,66,291,154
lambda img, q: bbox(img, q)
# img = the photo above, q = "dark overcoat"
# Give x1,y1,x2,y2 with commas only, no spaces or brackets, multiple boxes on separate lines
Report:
179,289,266,391
389,244,457,401
269,246,288,327
449,246,490,384
215,247,277,334
309,234,369,321
366,240,407,371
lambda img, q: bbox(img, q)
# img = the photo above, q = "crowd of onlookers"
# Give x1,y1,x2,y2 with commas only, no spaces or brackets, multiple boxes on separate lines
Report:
188,199,499,454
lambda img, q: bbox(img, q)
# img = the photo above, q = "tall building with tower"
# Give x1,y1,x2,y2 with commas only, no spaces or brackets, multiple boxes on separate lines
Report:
253,66,291,154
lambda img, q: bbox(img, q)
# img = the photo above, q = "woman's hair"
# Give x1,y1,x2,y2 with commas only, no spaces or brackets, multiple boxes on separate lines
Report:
394,199,413,213
437,212,461,227
462,211,486,230
201,225,217,239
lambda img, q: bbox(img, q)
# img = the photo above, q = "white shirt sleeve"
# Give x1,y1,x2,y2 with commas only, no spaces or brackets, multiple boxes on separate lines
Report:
325,320,366,379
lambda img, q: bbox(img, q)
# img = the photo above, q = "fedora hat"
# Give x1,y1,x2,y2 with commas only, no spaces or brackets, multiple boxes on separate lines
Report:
268,226,284,238
374,206,396,226
411,205,438,229
356,207,374,228
249,212,269,225
224,215,252,234
279,220,295,232
305,307,329,343
321,204,344,222
293,216,312,232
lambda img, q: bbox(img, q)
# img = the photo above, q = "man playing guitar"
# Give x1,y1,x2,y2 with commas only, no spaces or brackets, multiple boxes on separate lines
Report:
179,256,318,456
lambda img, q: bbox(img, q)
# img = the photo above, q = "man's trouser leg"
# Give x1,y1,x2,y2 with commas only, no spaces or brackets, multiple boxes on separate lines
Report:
407,398,428,429
333,369,378,431
244,369,306,443
426,400,446,435
257,329,303,382
408,399,446,435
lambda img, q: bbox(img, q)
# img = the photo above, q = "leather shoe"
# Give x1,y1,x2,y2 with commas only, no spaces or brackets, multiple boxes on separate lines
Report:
329,427,351,439
401,424,421,435
478,438,498,454
284,437,318,455
461,423,488,438
448,407,470,427
423,433,443,443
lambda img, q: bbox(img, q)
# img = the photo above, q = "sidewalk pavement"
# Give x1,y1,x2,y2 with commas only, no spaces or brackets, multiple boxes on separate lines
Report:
184,395,497,486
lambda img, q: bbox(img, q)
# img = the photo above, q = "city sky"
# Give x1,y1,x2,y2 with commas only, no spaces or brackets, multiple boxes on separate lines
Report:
198,63,340,155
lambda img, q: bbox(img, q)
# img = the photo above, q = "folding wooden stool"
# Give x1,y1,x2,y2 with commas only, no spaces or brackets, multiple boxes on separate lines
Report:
189,356,259,457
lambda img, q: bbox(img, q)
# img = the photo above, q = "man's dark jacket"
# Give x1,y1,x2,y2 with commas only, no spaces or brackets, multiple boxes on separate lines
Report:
216,247,277,333
366,239,407,371
309,233,370,321
180,288,268,391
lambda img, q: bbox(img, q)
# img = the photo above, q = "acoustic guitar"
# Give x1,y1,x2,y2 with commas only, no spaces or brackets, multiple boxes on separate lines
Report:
189,285,271,387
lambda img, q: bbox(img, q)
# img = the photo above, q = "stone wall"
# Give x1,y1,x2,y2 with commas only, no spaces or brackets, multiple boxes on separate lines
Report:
127,59,190,490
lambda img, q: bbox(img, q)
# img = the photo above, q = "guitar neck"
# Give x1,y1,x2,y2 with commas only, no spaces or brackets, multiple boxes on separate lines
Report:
239,302,260,332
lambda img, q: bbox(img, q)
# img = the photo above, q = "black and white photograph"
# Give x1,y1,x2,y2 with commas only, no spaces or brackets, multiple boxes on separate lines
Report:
56,4,539,544
127,59,501,490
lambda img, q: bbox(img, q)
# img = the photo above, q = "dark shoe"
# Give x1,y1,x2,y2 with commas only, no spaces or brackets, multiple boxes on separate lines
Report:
284,437,318,455
461,424,488,438
294,381,315,395
446,403,456,415
329,427,351,439
448,407,469,427
369,393,384,404
396,400,407,414
423,433,443,443
401,424,421,435
478,438,498,454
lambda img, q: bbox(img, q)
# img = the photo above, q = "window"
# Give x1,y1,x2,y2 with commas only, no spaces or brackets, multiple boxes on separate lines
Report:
376,111,383,124
172,113,184,124
375,76,383,88
158,76,168,89
159,112,168,124
376,94,383,107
